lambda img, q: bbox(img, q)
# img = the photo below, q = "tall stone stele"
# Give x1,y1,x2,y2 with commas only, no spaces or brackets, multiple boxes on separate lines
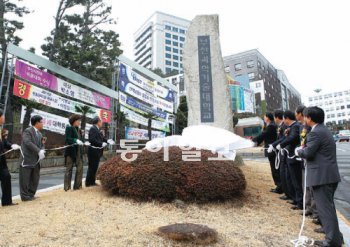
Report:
183,15,233,132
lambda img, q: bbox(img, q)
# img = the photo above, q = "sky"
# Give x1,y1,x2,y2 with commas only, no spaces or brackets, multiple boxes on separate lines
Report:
16,0,350,103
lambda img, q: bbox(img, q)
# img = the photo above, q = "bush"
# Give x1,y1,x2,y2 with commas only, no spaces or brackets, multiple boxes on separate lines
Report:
97,147,246,203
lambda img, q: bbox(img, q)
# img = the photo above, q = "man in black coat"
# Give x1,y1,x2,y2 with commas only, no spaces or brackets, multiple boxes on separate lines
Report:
296,107,343,247
0,110,20,206
86,117,107,187
274,110,303,210
252,112,280,193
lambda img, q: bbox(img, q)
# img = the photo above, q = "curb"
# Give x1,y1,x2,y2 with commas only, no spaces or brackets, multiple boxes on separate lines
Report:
338,211,350,247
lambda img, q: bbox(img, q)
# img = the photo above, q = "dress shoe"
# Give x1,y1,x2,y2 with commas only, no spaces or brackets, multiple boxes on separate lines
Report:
312,218,322,225
2,202,18,207
21,197,34,202
311,215,319,220
288,200,297,205
280,195,289,200
300,210,312,216
313,240,333,246
314,227,325,234
291,205,303,210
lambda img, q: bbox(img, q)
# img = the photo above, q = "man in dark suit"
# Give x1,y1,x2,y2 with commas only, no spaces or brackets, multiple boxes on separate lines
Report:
296,107,343,247
86,117,107,187
0,110,20,206
20,115,45,201
274,110,303,210
252,112,280,193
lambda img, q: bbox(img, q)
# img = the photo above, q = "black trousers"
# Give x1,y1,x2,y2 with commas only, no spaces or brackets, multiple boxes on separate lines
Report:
279,152,295,199
287,158,303,208
86,152,101,186
0,165,13,206
267,153,281,190
312,183,343,246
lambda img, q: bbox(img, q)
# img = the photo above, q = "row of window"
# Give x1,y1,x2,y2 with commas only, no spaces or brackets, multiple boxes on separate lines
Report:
165,33,185,42
165,53,182,61
165,60,182,68
326,112,350,118
309,91,350,101
234,60,255,70
165,67,180,74
165,25,186,34
165,39,184,48
165,46,183,54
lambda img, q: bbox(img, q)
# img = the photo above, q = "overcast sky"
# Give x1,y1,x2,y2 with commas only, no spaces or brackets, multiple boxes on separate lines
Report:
17,0,350,103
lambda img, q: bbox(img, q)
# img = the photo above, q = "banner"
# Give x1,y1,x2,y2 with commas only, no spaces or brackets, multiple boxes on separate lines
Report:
120,63,174,102
20,106,92,138
120,105,169,132
13,79,111,123
15,60,111,109
229,85,255,113
125,127,166,140
119,91,171,123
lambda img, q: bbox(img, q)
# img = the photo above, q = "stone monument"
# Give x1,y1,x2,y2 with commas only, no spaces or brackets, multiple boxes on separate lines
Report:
183,15,233,132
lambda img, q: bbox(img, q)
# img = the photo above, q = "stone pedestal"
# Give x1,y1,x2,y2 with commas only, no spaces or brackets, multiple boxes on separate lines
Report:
183,15,233,132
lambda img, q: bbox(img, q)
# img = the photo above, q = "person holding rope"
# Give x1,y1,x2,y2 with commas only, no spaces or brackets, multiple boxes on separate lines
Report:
19,115,45,201
252,112,280,194
64,114,84,191
0,110,20,206
296,107,343,247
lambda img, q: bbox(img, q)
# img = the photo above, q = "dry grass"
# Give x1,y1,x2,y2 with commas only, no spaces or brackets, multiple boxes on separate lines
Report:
0,161,322,247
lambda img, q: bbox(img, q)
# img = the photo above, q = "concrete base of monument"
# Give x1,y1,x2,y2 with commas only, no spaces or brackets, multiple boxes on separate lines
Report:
1,161,342,246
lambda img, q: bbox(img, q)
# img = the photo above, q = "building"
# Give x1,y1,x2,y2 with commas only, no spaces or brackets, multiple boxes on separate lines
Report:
133,11,191,74
307,89,350,125
223,49,301,114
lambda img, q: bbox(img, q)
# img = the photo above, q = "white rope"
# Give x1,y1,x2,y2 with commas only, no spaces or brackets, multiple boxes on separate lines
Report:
290,160,315,246
275,150,280,170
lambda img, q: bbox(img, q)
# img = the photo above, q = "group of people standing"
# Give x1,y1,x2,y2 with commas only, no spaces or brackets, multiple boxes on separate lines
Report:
253,106,344,247
0,112,110,206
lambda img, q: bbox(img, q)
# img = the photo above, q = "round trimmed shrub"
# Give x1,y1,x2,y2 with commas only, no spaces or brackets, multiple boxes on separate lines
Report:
97,147,246,203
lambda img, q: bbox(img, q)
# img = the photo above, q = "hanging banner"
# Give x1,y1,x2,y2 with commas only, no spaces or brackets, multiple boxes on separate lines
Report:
120,105,169,132
120,63,174,102
119,77,173,113
125,127,166,140
15,60,111,109
20,106,92,138
119,91,171,123
13,79,111,123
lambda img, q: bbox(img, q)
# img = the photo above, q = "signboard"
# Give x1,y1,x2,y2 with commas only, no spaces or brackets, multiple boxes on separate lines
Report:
15,60,111,109
13,79,111,122
119,67,174,113
20,106,92,138
125,127,166,140
229,85,255,113
198,36,214,122
119,63,174,102
120,105,170,132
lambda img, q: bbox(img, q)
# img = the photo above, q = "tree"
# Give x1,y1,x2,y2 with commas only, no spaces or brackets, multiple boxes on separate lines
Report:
232,115,239,128
75,105,93,138
175,96,188,134
150,68,179,78
114,104,129,149
141,112,157,141
17,99,43,131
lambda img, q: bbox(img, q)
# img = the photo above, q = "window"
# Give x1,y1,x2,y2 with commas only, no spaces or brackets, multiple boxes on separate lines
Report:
258,74,262,79
180,37,185,42
234,63,242,71
248,72,255,79
172,35,178,40
165,53,171,58
172,27,178,32
180,56,183,61
247,60,254,68
341,106,345,110
165,60,171,65
165,39,171,45
173,62,179,67
165,33,171,38
257,61,261,68
179,43,183,48
347,105,350,109
256,82,261,88
173,55,179,60
165,46,171,51
166,67,171,74
173,41,178,46
173,48,179,53
179,29,185,34
165,25,171,30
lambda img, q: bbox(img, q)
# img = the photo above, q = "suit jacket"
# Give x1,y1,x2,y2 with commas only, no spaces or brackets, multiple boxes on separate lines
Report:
64,125,83,161
272,122,287,147
298,124,341,187
253,122,277,157
88,125,106,157
20,127,44,167
279,121,300,157
0,136,12,169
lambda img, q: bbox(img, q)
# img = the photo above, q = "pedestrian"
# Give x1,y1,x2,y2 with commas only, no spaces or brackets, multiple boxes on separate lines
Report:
296,107,343,247
64,114,84,191
19,115,45,201
274,110,303,210
85,117,107,187
0,110,20,206
253,112,280,193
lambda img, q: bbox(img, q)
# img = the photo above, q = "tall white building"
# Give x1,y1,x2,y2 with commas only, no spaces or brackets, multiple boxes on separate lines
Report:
133,11,191,74
307,89,350,125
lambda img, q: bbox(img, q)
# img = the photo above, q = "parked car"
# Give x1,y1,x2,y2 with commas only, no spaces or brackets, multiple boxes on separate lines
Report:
334,132,350,142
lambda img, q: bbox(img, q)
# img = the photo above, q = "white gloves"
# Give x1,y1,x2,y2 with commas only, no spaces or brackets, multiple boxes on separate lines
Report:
267,145,274,153
38,150,46,160
84,141,91,146
102,142,108,148
295,146,303,157
76,139,84,145
276,144,282,151
11,144,20,150
107,139,115,145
